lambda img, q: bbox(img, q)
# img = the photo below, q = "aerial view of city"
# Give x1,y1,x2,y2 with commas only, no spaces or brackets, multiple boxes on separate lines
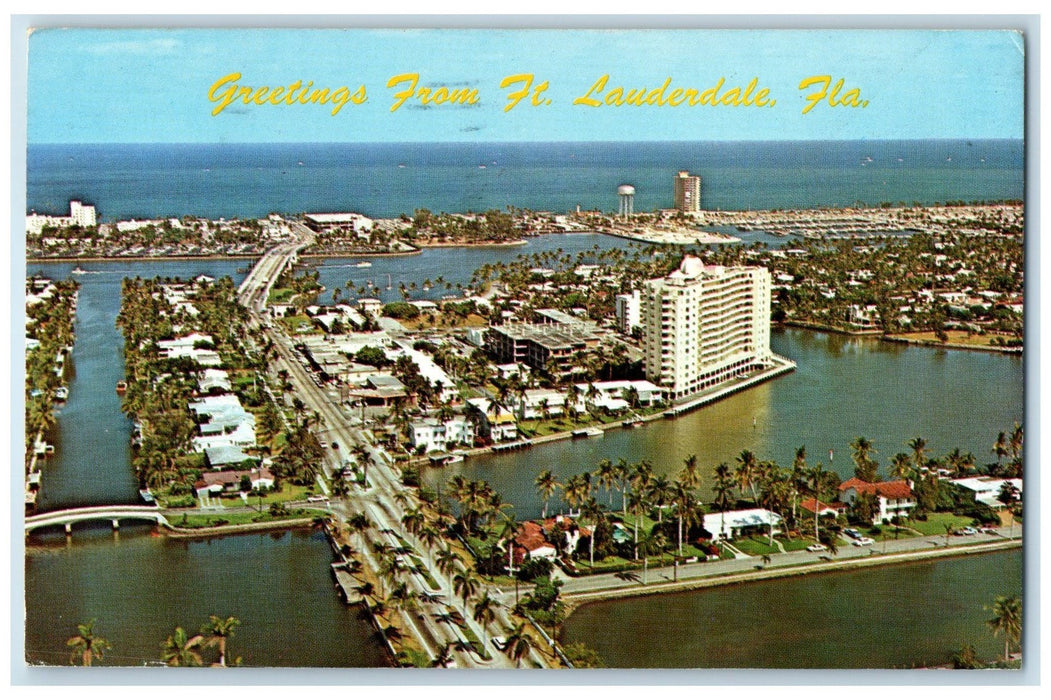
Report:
18,26,1025,675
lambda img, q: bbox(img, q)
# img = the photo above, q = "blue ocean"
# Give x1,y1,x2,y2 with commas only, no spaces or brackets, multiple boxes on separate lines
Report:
27,140,1023,222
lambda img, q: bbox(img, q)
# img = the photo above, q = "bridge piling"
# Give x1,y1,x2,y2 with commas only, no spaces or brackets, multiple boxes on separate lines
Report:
112,519,120,531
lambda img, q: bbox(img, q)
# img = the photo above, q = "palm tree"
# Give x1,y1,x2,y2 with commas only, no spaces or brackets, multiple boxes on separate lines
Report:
992,431,1010,469
671,480,697,556
907,436,928,472
66,619,111,667
850,436,878,481
596,459,617,507
472,593,497,645
452,570,479,617
890,452,913,481
200,615,240,667
435,546,463,578
534,470,560,520
503,621,534,668
647,475,672,523
161,626,204,667
679,453,701,490
987,594,1022,661
735,449,760,504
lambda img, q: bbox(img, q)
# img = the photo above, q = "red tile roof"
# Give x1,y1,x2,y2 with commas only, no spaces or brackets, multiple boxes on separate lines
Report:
839,478,913,500
800,497,845,514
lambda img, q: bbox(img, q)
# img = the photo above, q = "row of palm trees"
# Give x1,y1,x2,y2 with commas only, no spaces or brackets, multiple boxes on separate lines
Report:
66,615,240,667
24,278,78,452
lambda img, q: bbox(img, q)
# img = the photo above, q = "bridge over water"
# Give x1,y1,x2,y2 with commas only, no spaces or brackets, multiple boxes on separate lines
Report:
25,505,170,535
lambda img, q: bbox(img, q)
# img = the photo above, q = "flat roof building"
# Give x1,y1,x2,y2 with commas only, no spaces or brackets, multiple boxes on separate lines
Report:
673,171,702,213
642,256,772,401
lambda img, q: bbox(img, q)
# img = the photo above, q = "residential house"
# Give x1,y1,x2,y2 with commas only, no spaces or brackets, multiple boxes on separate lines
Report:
838,478,916,524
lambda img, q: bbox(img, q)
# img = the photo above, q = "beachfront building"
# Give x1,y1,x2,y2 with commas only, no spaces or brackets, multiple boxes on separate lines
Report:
615,290,641,336
641,256,773,401
157,333,222,367
673,171,701,213
26,200,97,234
572,379,665,413
838,478,916,524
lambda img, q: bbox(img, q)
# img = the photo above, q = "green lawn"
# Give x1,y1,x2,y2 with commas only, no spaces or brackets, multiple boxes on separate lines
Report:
904,513,976,536
172,509,312,528
779,537,815,552
732,537,781,557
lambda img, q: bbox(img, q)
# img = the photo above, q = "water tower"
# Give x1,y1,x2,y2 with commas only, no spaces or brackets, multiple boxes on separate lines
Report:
617,184,636,218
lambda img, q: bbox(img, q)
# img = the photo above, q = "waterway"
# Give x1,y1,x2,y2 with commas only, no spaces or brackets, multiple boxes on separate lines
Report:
561,549,1023,669
24,238,1024,668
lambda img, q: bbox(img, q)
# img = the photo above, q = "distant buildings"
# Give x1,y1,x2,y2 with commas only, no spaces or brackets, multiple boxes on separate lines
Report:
26,200,97,234
303,212,374,235
673,171,701,213
641,256,772,401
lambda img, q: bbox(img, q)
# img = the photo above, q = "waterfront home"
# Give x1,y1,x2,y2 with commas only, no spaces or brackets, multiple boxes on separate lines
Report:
541,515,590,555
194,466,275,497
838,478,916,524
357,298,382,315
951,476,1023,508
465,397,518,443
702,508,783,542
408,417,474,454
515,388,567,421
512,521,557,564
572,379,665,413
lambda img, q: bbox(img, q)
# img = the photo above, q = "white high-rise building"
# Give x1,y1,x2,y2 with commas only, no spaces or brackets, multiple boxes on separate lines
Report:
642,256,772,401
69,201,97,228
673,171,701,213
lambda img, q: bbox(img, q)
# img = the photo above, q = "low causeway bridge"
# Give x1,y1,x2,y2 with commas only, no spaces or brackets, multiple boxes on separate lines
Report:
25,505,170,535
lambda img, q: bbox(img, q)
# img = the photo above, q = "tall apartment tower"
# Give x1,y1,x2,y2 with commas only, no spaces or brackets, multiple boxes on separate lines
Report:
641,256,771,401
673,171,702,213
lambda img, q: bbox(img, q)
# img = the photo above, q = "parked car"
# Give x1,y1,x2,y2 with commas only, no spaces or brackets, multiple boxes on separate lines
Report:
843,528,862,540
492,636,508,651
958,527,979,536
806,543,828,552
852,537,875,546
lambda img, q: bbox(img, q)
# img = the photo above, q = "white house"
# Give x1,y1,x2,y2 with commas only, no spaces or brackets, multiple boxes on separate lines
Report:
189,394,257,453
516,388,567,421
407,417,474,454
703,508,783,541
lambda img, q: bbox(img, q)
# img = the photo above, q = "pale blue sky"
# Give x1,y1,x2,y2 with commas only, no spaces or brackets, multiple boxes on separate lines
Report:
26,28,1025,143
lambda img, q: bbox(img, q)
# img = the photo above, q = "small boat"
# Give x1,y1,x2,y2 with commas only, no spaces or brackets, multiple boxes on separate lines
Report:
139,489,156,504
71,267,85,275
355,261,372,268
54,387,69,401
116,380,128,395
478,164,486,169
446,453,465,464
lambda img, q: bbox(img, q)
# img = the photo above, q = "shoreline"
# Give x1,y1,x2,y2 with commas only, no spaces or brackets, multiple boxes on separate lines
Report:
560,538,1021,611
782,322,1024,355
162,516,315,539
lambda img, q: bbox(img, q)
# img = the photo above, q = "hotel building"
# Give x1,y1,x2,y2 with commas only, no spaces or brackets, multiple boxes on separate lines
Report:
673,171,702,213
642,256,772,401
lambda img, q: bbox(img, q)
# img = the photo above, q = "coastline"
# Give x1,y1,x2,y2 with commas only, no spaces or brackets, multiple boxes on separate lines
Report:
162,516,315,539
781,321,1024,356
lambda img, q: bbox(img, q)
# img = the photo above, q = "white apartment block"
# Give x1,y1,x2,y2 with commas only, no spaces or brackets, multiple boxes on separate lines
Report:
615,290,641,335
26,200,98,234
642,256,772,401
408,417,474,453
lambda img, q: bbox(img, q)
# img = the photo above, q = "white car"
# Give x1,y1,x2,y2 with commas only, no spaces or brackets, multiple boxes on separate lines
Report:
806,543,828,552
852,537,875,546
492,636,508,651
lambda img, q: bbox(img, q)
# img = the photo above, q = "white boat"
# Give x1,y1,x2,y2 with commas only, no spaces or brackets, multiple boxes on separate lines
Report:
71,267,85,275
572,427,604,438
355,261,372,268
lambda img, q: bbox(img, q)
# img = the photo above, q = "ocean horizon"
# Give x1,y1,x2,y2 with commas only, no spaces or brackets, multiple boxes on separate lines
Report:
27,139,1023,222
